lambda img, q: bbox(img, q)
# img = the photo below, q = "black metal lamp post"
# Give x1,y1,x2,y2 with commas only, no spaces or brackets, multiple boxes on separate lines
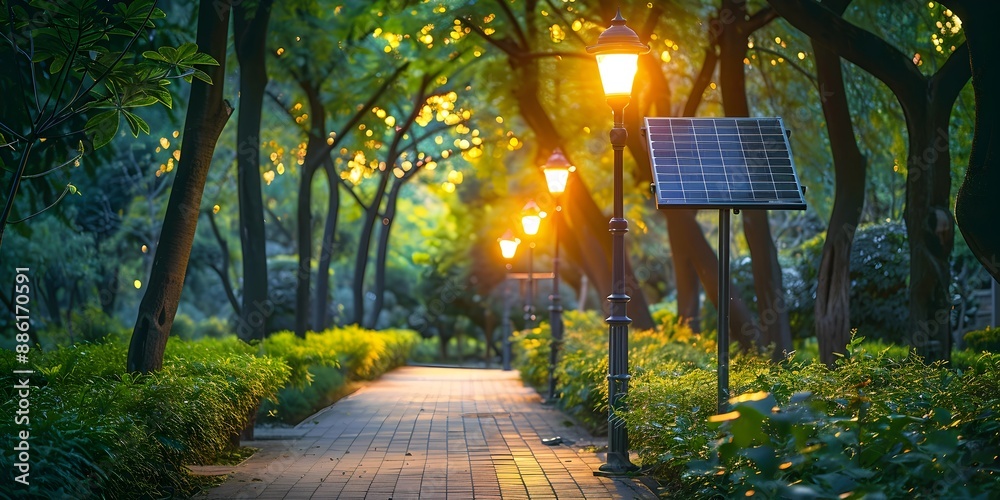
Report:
542,149,573,402
587,9,648,476
521,200,542,330
498,229,521,371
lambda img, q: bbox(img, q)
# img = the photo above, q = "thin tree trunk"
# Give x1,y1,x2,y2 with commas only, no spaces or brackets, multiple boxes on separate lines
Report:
233,0,273,342
665,212,758,347
206,209,242,316
812,1,867,366
127,0,231,373
295,161,318,336
313,158,339,330
350,77,430,326
368,178,403,329
293,77,325,337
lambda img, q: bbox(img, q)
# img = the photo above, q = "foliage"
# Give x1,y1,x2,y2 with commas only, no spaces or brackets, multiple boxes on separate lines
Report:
1,0,216,147
686,391,999,498
622,336,1000,497
963,326,1000,353
259,330,341,389
781,222,911,342
515,310,716,432
516,313,1000,496
0,337,288,498
258,327,419,424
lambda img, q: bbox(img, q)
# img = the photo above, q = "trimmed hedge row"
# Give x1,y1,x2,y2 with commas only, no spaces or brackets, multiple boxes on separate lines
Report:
0,337,289,498
258,327,420,424
516,311,1000,497
0,326,420,498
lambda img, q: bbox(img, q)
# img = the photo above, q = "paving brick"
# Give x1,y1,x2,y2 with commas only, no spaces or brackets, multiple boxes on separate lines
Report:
196,366,654,499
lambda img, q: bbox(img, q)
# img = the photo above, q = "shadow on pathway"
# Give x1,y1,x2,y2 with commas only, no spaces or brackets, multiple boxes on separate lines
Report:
195,366,656,499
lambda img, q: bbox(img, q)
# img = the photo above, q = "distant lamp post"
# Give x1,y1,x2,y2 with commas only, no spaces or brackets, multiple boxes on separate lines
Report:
587,8,648,475
521,200,542,330
498,229,521,371
542,148,573,402
499,229,521,260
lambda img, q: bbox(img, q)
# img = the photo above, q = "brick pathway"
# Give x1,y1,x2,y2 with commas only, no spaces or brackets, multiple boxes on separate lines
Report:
197,366,655,499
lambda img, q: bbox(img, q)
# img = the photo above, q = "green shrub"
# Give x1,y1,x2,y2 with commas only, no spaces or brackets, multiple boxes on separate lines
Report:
258,327,419,424
195,316,231,339
0,337,289,498
685,391,999,498
783,222,910,343
169,313,197,340
260,331,340,388
517,310,716,433
620,336,1000,496
963,326,1000,353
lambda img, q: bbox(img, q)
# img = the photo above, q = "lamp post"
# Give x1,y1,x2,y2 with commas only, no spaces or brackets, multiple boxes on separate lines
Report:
587,9,648,475
498,229,521,371
542,148,573,402
521,200,542,331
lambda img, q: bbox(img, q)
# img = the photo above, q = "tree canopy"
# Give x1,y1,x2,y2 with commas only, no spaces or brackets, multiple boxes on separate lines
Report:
0,0,994,369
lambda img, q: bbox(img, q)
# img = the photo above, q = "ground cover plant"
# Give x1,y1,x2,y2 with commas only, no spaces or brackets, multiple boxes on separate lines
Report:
516,311,1000,497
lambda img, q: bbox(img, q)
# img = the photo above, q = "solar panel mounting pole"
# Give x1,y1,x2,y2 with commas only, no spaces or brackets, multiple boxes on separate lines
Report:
718,209,731,414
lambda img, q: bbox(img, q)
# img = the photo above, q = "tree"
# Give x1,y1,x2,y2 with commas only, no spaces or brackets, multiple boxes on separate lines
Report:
810,0,869,366
768,0,971,362
948,1,1000,285
232,0,274,342
127,0,230,373
0,0,212,253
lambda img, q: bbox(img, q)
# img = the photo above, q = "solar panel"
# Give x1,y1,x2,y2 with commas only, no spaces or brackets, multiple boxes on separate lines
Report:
644,117,807,210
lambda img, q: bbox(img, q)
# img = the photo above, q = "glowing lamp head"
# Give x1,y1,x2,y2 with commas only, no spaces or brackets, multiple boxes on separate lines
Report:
586,10,649,98
498,229,520,259
542,148,574,195
521,200,542,236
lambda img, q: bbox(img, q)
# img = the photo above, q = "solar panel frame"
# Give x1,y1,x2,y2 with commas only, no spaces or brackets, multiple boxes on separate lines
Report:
644,117,807,210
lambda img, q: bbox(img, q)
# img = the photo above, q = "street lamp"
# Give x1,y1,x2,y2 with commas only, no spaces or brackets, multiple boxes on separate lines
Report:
587,8,648,475
542,148,573,402
521,200,542,331
498,229,521,371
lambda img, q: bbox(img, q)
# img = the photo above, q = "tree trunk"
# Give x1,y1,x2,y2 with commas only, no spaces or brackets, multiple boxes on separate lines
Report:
351,174,390,326
350,78,430,326
904,108,955,362
629,29,702,332
293,78,326,337
718,0,791,356
952,1,1000,284
811,3,867,365
313,158,339,330
667,212,701,332
514,87,656,330
233,0,273,342
666,211,759,348
368,178,403,329
127,0,231,373
294,65,406,332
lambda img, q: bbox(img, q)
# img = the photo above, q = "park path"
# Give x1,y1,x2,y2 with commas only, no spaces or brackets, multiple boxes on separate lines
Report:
196,366,656,499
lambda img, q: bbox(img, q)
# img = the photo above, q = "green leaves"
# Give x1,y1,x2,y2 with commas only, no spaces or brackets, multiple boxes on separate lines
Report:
143,42,219,84
85,110,120,149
